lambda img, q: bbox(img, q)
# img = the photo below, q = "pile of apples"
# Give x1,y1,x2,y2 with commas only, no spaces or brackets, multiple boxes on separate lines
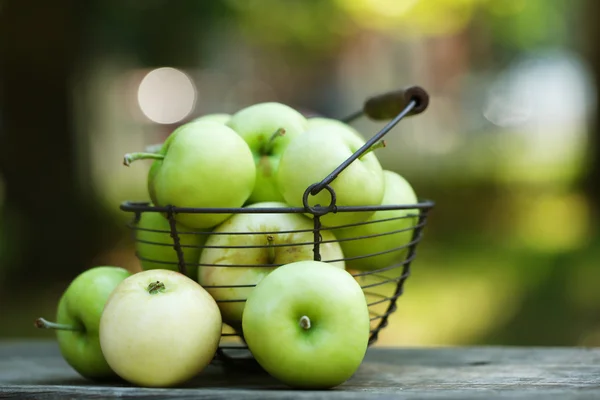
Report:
36,101,420,390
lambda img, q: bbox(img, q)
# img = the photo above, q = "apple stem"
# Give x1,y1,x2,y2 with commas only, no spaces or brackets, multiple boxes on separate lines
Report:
261,128,286,154
148,280,166,294
123,152,165,166
358,140,386,160
34,317,81,332
299,315,311,330
266,235,275,264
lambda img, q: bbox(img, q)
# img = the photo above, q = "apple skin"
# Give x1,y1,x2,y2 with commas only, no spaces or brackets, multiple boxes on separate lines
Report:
192,113,231,124
197,201,345,330
226,102,308,204
333,170,419,272
135,209,208,280
99,269,222,388
149,120,256,229
55,266,132,381
144,114,231,154
242,260,370,389
276,123,385,227
306,117,364,141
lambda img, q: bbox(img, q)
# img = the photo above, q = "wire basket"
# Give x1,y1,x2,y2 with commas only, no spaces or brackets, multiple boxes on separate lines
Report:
120,86,434,367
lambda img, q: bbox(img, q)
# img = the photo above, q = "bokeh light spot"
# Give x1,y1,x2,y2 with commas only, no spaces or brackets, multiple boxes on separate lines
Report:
137,67,197,124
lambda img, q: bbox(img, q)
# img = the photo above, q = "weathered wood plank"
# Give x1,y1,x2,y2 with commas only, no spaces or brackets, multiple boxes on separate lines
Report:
1,340,599,399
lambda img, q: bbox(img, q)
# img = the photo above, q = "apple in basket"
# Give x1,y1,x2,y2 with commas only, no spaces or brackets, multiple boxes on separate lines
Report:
276,122,386,227
192,113,231,124
305,116,364,141
123,119,256,230
143,113,232,153
226,102,309,204
197,201,346,330
333,170,420,272
135,208,208,280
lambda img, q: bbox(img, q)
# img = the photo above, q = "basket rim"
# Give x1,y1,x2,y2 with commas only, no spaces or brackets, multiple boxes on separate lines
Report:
119,199,435,215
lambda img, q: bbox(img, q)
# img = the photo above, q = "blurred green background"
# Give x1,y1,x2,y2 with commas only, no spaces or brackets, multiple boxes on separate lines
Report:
1,0,600,347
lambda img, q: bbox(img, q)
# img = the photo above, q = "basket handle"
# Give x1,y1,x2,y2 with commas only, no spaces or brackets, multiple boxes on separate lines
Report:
341,86,429,123
304,86,429,204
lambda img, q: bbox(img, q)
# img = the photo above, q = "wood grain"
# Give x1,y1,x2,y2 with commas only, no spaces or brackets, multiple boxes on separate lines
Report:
1,340,599,399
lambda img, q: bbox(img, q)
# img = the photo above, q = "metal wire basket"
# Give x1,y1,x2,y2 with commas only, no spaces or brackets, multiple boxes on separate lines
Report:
120,86,434,367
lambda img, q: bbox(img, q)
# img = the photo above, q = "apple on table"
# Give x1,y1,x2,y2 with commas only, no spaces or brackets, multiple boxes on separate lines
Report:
242,260,371,389
99,269,222,388
34,266,132,381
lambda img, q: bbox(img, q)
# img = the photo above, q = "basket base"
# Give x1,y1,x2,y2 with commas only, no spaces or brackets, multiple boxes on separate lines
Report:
212,346,264,372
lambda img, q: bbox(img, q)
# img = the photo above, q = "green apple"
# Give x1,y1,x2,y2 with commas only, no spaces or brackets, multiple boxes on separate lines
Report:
145,131,178,204
226,102,308,204
306,116,364,141
277,123,385,227
135,209,208,280
143,114,230,154
198,201,345,330
192,113,231,124
99,269,222,387
242,260,370,389
34,266,132,381
333,170,419,272
124,120,257,229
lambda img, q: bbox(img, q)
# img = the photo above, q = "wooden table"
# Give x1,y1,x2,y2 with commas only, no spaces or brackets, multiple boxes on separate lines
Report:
1,340,599,399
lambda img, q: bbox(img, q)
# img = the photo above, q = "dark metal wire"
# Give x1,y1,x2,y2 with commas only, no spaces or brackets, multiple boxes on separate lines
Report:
312,215,323,262
166,206,188,277
119,85,434,366
339,109,363,124
308,99,418,197
120,200,434,215
130,220,426,254
367,210,428,345
127,209,428,239
133,231,422,269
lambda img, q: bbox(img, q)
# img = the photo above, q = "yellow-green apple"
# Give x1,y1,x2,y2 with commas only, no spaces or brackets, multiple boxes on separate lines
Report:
276,123,385,227
242,260,370,389
99,269,222,387
34,266,132,381
123,120,256,229
144,114,231,153
193,113,231,124
306,116,364,141
333,170,419,272
226,102,308,204
135,209,208,280
197,201,345,330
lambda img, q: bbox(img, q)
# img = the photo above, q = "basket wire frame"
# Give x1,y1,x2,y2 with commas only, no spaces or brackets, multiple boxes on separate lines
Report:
120,86,434,367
